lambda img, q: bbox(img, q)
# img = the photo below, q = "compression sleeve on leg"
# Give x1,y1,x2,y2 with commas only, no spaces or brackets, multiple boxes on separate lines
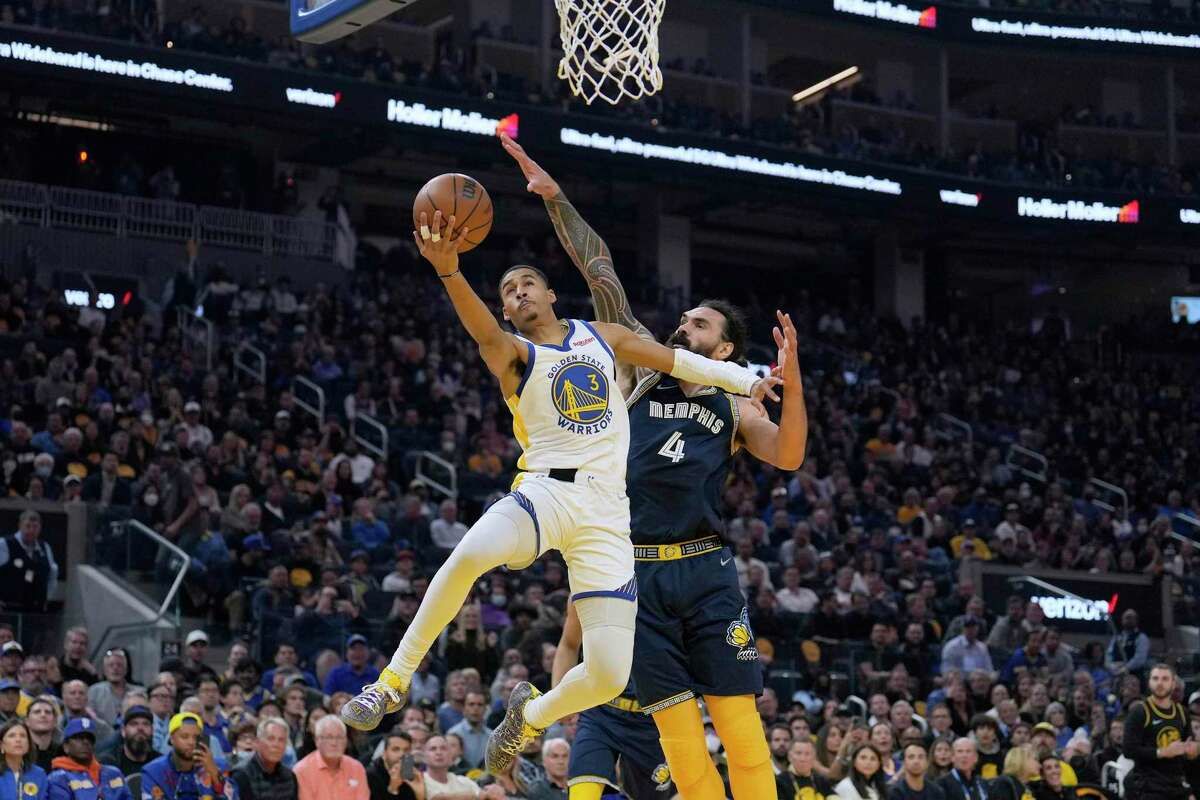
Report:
651,700,726,800
705,693,775,800
384,498,532,686
670,348,759,396
523,596,635,729
567,783,603,800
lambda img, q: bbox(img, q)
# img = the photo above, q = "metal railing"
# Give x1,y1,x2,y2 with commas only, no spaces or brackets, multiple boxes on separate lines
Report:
177,305,215,371
1088,477,1129,519
931,412,974,444
233,342,267,385
292,376,326,424
353,412,389,461
0,179,336,261
415,451,459,499
1006,444,1049,483
90,519,191,661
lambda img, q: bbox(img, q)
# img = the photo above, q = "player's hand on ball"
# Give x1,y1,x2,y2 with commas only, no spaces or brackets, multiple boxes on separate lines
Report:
414,210,470,275
500,133,560,199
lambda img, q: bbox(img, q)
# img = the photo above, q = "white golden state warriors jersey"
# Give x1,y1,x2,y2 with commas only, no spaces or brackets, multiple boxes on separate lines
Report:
505,319,630,490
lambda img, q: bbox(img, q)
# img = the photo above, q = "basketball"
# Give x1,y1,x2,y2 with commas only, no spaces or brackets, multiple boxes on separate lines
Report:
412,173,493,252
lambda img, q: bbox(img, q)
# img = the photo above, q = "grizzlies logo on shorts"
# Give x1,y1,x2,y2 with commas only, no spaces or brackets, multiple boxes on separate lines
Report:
569,702,672,799
725,606,759,661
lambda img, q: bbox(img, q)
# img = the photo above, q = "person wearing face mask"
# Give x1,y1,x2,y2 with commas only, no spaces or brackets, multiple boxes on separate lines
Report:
30,454,62,501
97,705,159,776
0,510,58,613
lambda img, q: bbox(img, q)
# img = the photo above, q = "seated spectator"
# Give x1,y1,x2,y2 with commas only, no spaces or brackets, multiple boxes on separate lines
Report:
940,617,993,675
97,704,159,776
47,718,131,800
324,635,380,697
420,735,479,798
88,650,143,726
293,716,368,800
366,730,423,800
232,718,298,800
141,712,228,800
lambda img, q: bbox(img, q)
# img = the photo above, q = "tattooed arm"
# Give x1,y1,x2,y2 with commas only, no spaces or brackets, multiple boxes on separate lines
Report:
501,132,654,393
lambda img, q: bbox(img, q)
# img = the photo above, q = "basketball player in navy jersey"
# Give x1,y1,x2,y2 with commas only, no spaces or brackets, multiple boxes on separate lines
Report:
504,133,808,800
1122,663,1200,800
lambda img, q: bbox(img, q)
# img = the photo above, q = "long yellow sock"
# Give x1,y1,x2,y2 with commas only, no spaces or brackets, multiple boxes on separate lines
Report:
568,782,604,800
704,694,774,800
652,700,726,800
379,667,408,692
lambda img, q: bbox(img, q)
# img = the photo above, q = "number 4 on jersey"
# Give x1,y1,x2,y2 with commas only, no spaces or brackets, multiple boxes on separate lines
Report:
658,431,686,463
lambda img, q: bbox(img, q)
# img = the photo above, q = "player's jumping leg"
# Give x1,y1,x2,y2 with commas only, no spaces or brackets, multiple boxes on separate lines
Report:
651,701,725,800
341,497,535,731
705,694,774,798
487,595,634,774
567,785,603,800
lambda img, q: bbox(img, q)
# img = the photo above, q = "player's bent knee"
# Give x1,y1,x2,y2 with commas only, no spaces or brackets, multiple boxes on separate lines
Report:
658,735,713,791
705,695,770,768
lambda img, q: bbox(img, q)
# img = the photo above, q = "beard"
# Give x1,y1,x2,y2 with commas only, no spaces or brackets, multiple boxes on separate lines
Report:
126,735,150,758
665,329,713,357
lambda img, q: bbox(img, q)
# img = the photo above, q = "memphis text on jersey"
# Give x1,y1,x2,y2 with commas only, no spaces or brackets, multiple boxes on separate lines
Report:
549,353,614,435
646,399,726,435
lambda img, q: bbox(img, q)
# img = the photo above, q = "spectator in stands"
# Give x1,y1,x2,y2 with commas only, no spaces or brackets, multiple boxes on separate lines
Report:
1105,610,1150,678
82,452,132,508
0,510,58,612
323,635,379,697
941,617,993,675
231,717,298,800
935,738,985,800
16,656,48,715
47,718,131,800
0,644,20,682
349,498,390,558
0,718,47,800
293,716,367,800
49,627,98,690
834,742,888,799
87,650,142,726
420,735,478,798
24,698,59,771
524,737,569,799
62,680,113,745
97,704,158,776
445,690,490,770
365,730,423,800
262,645,316,693
0,682,17,726
147,683,175,754
1000,629,1048,684
141,712,229,800
429,500,468,553
180,631,219,690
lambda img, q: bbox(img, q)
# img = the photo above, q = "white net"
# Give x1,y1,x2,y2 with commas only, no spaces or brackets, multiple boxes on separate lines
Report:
555,0,665,106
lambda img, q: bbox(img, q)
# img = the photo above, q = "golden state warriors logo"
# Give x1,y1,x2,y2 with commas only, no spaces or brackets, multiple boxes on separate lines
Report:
726,606,758,661
549,355,613,434
651,763,672,791
1157,725,1182,749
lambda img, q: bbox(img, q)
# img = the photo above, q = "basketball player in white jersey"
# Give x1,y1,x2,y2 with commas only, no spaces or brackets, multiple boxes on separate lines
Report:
341,209,781,775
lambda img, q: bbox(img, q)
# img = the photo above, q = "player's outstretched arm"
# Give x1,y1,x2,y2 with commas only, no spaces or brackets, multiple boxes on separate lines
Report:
500,133,652,340
736,311,808,471
415,210,524,384
593,322,782,403
550,602,583,688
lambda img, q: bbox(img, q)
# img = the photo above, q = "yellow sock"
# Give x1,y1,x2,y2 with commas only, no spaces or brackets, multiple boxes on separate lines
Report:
704,694,774,800
379,667,408,692
652,700,726,800
568,782,603,800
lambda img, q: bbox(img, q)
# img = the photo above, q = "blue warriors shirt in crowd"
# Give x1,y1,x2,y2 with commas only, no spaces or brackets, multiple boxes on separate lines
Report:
625,374,739,543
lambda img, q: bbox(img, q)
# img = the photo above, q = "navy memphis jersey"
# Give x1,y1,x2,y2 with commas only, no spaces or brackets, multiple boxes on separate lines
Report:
626,373,740,544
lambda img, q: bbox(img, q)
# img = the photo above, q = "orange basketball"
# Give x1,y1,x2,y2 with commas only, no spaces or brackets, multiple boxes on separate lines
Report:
412,173,493,252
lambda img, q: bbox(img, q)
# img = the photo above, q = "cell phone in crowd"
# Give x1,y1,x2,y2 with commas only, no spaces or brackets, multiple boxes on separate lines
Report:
401,754,416,781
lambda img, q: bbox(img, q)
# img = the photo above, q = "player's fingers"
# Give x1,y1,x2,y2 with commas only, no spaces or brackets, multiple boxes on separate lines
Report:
445,215,457,243
772,326,785,348
431,210,443,242
412,231,425,252
453,226,471,247
419,211,431,241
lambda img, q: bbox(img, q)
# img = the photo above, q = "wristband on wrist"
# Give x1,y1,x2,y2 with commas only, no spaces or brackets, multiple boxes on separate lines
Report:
438,269,461,279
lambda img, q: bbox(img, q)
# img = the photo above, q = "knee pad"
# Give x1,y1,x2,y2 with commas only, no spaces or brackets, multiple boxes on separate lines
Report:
658,733,715,792
705,695,770,769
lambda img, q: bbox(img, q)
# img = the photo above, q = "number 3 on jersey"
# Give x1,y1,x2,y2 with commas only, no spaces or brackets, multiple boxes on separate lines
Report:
658,431,686,463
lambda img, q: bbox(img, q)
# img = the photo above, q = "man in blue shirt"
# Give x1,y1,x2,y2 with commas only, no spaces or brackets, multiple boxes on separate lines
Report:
323,635,379,697
141,712,237,800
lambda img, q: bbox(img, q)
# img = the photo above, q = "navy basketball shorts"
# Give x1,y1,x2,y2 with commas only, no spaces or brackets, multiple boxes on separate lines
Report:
568,704,672,799
632,545,764,714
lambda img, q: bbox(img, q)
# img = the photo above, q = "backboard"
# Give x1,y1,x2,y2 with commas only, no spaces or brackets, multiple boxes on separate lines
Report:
291,0,422,44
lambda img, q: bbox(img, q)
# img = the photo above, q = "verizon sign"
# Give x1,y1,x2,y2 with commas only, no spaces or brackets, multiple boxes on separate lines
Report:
1032,594,1116,622
1017,196,1139,224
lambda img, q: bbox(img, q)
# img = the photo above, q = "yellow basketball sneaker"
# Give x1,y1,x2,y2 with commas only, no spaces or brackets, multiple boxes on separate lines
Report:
485,681,545,775
340,670,406,731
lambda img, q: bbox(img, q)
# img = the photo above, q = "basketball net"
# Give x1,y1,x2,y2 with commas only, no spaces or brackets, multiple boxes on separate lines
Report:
555,0,665,105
